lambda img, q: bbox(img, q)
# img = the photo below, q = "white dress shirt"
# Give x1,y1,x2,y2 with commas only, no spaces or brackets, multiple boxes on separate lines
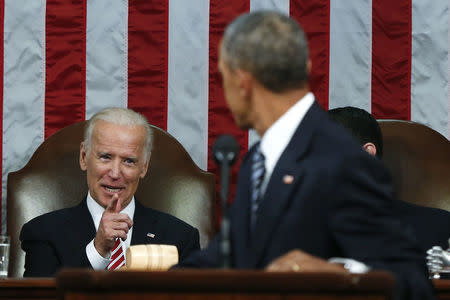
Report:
259,92,315,195
85,191,135,270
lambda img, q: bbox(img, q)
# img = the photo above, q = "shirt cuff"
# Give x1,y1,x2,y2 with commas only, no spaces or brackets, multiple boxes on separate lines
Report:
328,257,371,274
86,239,111,270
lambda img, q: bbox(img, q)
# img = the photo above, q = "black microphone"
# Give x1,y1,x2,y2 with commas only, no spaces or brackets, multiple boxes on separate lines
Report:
212,134,240,165
212,134,240,268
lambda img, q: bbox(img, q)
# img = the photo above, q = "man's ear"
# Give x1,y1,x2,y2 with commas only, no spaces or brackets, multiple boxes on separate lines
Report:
362,142,377,157
306,59,312,76
140,152,151,178
79,142,88,171
236,69,253,99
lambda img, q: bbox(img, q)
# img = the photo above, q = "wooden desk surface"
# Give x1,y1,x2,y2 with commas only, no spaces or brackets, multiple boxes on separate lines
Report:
57,269,395,300
0,277,55,299
0,272,448,300
435,279,450,300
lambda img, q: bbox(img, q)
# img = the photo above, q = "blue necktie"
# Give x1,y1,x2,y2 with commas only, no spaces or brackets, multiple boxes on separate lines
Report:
250,144,265,232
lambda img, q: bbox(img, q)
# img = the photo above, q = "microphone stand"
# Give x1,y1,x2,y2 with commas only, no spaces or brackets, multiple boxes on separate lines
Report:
212,134,239,269
218,157,231,268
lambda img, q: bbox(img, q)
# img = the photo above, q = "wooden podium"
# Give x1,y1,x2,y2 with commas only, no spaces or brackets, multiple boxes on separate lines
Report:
56,269,396,300
0,271,448,300
0,278,56,300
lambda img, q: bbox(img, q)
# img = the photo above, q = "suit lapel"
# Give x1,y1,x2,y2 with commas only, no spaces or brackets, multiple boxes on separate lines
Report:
69,199,97,247
131,200,159,245
230,154,252,267
248,162,306,267
248,102,322,267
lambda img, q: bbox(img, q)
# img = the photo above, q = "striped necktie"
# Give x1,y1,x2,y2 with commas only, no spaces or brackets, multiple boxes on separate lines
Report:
250,144,265,232
107,239,125,270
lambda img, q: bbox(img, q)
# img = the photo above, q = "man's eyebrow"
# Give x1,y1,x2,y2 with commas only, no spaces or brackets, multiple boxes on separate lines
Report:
97,151,110,156
122,155,139,161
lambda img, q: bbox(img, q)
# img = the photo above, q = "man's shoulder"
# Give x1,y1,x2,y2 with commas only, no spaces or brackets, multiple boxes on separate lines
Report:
304,116,365,161
20,205,81,239
287,102,364,162
314,112,362,152
299,109,390,184
136,202,197,232
397,200,450,222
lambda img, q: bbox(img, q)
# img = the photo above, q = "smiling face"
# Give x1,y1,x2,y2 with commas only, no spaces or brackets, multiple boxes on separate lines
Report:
79,120,149,209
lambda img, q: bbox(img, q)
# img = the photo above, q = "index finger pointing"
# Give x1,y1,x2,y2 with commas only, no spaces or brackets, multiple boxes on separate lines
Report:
114,194,121,213
106,194,120,212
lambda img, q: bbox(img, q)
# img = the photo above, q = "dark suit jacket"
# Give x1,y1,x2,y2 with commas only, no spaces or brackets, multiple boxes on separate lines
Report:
395,200,450,253
180,102,434,300
20,198,200,277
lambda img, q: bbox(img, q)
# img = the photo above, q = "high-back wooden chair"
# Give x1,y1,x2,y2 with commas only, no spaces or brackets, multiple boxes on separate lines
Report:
379,120,450,212
7,121,215,277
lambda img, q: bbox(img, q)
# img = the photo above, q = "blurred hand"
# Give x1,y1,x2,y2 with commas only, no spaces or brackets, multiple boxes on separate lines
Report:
266,249,349,273
94,194,133,258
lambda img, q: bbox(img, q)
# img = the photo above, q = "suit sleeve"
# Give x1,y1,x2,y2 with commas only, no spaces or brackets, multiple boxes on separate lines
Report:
20,219,92,277
175,234,221,268
329,154,435,300
178,226,201,262
176,152,253,269
20,221,61,277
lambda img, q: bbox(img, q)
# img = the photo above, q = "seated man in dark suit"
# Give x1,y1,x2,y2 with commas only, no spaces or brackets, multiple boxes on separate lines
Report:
179,11,434,300
328,106,450,253
20,107,200,276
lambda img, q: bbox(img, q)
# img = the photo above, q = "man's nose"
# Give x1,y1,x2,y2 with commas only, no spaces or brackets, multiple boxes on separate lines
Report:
109,159,121,179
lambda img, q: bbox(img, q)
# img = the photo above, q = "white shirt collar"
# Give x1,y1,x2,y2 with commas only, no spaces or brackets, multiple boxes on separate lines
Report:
86,191,135,231
260,92,315,178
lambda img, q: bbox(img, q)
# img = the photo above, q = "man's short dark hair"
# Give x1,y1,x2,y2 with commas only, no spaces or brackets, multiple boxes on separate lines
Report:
221,11,309,93
328,107,383,158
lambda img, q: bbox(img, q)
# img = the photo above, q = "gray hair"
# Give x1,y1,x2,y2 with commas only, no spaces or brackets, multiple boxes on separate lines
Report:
84,107,153,161
221,11,309,93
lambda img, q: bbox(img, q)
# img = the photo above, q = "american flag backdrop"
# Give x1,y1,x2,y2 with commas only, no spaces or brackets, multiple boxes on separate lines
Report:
0,0,449,233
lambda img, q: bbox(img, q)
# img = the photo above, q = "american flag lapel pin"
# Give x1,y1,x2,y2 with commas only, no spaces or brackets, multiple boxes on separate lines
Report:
147,233,156,238
283,175,294,184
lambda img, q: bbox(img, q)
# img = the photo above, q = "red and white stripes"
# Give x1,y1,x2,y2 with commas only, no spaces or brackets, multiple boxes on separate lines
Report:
107,239,125,270
1,0,449,232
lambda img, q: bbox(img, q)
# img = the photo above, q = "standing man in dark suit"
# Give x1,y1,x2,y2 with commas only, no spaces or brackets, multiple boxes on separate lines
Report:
180,11,434,300
21,107,200,277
